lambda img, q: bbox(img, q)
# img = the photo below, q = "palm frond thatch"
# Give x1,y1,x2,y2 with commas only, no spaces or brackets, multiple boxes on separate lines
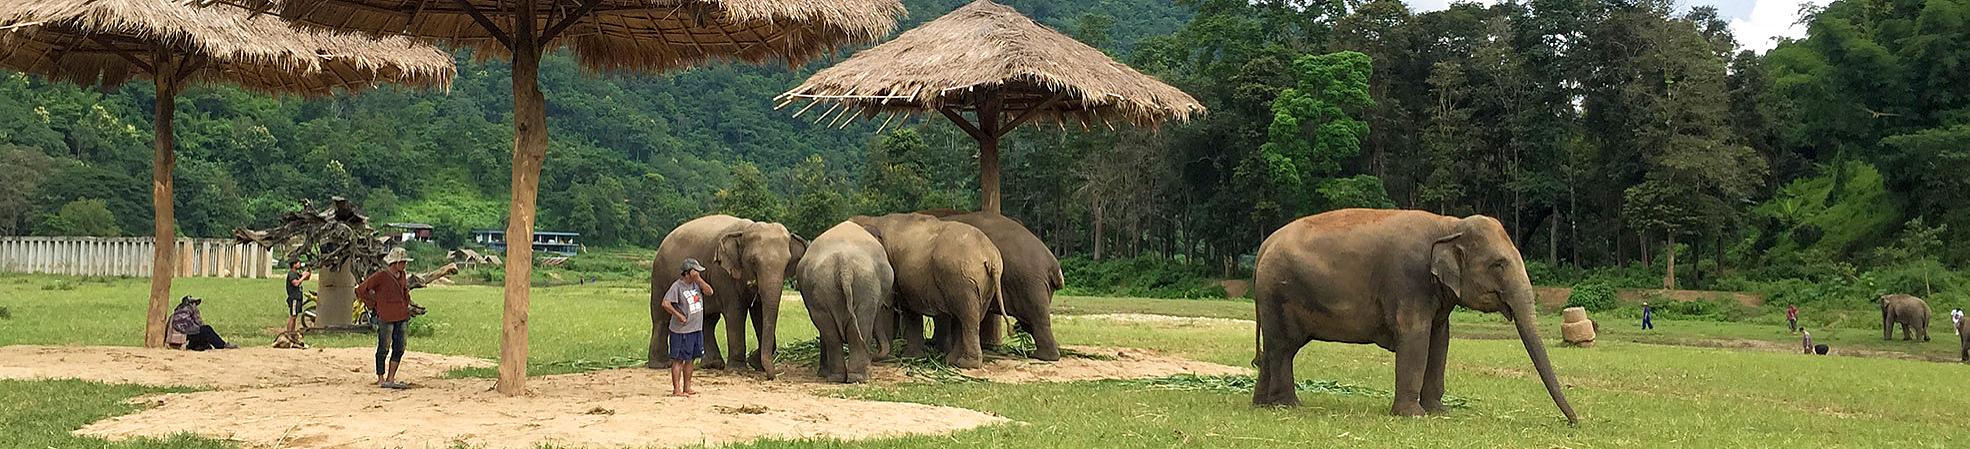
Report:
207,0,907,73
0,0,454,95
778,0,1203,128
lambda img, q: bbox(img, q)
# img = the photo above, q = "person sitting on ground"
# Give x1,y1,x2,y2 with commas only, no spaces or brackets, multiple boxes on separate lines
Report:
1800,328,1813,355
284,260,311,333
357,248,419,390
1786,304,1799,334
170,296,235,351
661,258,714,397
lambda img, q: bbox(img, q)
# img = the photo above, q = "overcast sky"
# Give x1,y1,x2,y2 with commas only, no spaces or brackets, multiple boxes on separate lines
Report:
1402,0,1832,52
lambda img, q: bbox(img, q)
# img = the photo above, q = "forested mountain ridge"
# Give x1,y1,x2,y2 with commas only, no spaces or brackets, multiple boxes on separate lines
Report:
3,0,1968,308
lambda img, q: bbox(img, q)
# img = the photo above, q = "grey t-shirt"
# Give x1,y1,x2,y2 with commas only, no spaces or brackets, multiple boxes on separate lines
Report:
664,280,706,334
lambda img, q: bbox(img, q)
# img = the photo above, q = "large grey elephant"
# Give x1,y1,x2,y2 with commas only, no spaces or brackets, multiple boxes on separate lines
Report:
1252,209,1577,425
921,210,1065,361
850,213,1002,368
796,221,895,383
1880,294,1930,342
648,215,806,378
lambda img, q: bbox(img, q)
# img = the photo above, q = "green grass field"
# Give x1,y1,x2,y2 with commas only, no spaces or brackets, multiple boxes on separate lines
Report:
1,274,1965,448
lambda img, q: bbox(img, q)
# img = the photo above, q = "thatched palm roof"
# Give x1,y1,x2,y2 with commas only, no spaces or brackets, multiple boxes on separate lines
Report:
207,0,906,72
779,0,1203,128
0,0,453,95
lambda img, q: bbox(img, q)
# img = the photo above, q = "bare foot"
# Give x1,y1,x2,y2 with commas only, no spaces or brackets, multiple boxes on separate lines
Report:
668,392,688,397
685,389,699,396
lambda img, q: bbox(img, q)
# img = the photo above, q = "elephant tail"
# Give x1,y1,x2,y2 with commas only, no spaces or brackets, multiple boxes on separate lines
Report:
836,266,863,349
1251,306,1263,368
988,261,1013,335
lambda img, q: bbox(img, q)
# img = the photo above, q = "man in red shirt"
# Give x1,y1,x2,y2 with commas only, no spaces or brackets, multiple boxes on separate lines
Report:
357,248,417,389
1786,304,1800,334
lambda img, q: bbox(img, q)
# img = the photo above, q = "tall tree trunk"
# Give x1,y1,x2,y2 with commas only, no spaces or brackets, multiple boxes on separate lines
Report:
1092,198,1104,261
144,50,178,348
1548,210,1558,265
1638,230,1651,268
977,91,1002,214
497,5,545,396
1663,234,1678,290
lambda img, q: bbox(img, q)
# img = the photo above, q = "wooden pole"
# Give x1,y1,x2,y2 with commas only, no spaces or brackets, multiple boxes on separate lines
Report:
143,49,177,349
977,90,1003,215
495,0,544,396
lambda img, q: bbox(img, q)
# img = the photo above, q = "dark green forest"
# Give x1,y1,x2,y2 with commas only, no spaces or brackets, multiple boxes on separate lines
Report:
3,0,1968,309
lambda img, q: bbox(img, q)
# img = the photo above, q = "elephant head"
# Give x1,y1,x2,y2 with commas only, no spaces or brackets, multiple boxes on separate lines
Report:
1430,216,1579,425
711,222,808,374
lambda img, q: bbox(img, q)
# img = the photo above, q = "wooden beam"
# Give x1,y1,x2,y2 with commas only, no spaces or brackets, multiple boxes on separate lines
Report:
451,0,514,50
172,54,209,85
86,35,155,75
995,91,1067,139
938,107,987,141
541,0,602,42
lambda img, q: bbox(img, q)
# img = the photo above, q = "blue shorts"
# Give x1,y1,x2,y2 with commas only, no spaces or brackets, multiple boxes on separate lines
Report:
668,331,704,361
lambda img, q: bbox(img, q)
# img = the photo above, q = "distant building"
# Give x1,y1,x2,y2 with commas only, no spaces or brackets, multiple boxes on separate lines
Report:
386,223,434,242
472,229,580,256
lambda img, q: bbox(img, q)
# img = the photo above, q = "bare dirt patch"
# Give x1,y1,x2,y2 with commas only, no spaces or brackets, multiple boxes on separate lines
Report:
1650,337,1953,362
0,345,489,389
76,368,1007,449
968,346,1247,383
1060,313,1252,327
1531,287,1763,309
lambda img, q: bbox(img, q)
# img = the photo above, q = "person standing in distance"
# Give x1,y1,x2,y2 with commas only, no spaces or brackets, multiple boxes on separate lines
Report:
357,248,417,389
661,258,715,397
284,260,311,333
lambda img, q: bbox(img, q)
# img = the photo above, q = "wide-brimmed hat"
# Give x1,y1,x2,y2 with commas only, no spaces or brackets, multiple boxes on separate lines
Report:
383,248,414,264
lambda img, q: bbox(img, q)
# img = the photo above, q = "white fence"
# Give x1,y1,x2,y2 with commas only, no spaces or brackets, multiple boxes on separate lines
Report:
0,237,274,278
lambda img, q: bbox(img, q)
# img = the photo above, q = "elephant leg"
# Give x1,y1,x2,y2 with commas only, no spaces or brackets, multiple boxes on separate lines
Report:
725,302,753,369
874,309,895,361
1391,319,1433,417
845,298,876,383
930,316,953,354
1421,316,1452,414
1023,310,1061,361
1885,313,1894,340
900,311,928,358
813,309,846,382
1903,323,1913,341
947,310,985,369
648,313,673,369
697,312,726,369
980,312,1005,352
1253,312,1304,407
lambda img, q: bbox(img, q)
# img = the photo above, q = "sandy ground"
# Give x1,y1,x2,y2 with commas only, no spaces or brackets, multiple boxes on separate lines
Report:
1060,313,1252,326
0,345,491,389
76,368,1008,449
7,342,1241,449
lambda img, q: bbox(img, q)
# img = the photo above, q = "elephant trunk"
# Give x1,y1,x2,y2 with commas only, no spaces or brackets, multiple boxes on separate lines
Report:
756,274,784,379
1509,289,1578,425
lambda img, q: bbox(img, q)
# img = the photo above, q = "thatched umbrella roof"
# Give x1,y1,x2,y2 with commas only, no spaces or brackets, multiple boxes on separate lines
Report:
0,0,454,95
207,0,905,72
197,0,905,395
777,0,1201,215
777,0,1203,129
0,0,454,350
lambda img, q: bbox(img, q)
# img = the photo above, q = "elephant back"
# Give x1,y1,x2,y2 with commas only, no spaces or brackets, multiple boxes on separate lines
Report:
940,212,1059,291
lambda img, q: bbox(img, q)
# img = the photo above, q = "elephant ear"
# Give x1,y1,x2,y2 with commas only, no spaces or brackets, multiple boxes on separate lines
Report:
862,224,884,243
1431,232,1466,299
715,231,746,279
786,233,809,279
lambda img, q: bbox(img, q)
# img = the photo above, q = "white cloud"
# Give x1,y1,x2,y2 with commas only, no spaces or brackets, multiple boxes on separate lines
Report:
1728,0,1831,52
1400,0,1829,53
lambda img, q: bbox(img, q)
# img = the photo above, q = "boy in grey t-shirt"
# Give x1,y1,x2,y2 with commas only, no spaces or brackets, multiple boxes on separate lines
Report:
662,258,715,397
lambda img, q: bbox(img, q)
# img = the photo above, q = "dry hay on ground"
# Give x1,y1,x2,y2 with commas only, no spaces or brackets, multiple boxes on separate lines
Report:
76,368,1007,449
0,345,489,389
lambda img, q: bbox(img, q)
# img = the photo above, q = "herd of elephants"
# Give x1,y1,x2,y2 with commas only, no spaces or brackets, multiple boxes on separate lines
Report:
638,208,1969,426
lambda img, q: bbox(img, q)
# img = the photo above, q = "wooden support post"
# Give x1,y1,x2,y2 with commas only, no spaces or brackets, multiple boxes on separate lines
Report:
144,50,177,348
977,90,1003,215
496,0,545,396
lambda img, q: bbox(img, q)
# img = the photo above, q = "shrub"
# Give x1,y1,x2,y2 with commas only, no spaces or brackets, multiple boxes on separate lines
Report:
1059,256,1227,299
1566,281,1618,311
